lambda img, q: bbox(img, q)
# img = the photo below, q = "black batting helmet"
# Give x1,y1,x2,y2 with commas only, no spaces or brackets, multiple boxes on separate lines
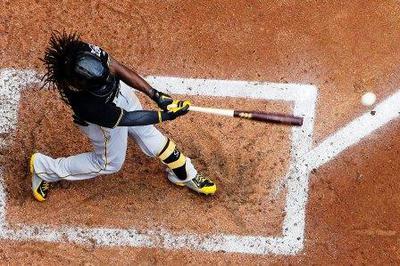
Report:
68,51,117,97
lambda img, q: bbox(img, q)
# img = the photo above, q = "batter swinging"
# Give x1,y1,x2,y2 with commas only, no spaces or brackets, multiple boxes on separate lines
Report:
30,32,216,202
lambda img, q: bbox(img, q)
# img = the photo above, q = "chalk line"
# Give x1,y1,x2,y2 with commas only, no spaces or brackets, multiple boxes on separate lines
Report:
277,89,400,248
2,69,398,255
0,68,317,255
305,91,400,170
1,68,399,256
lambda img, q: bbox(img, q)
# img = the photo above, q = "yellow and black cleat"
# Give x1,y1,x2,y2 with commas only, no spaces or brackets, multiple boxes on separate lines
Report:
30,153,49,202
167,170,217,195
160,139,216,195
181,173,217,195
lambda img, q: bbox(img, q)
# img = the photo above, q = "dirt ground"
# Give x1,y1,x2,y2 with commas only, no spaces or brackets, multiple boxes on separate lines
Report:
1,0,400,264
5,91,291,237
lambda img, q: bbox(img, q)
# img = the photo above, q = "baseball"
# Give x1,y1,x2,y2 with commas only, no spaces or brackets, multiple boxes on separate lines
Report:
361,92,376,106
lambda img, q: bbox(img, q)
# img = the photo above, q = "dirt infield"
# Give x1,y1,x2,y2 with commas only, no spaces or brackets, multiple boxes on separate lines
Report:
1,0,400,264
5,90,291,237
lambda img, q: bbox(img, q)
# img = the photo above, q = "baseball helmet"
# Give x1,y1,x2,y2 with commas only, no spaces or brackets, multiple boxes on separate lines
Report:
68,51,117,97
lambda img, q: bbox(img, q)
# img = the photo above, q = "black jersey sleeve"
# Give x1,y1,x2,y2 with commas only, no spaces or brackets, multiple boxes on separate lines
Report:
74,101,124,128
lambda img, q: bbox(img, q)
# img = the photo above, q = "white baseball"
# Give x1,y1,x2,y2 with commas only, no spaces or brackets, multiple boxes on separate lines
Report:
361,92,376,106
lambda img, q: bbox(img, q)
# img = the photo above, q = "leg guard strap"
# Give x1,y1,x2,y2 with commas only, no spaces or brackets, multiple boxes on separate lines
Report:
158,139,176,161
158,139,188,180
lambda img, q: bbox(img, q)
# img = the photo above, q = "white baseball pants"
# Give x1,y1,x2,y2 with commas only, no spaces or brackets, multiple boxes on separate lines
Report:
32,82,197,182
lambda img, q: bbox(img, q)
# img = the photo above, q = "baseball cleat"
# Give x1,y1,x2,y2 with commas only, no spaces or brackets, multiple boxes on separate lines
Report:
167,171,217,195
30,153,49,202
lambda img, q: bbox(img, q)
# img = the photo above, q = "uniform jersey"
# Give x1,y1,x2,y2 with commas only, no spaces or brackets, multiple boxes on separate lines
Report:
66,43,124,128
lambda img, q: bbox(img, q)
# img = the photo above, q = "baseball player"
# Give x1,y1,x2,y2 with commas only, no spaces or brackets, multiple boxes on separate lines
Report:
30,32,216,202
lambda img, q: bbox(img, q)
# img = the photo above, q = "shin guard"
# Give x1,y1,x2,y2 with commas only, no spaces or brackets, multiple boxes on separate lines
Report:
158,139,188,180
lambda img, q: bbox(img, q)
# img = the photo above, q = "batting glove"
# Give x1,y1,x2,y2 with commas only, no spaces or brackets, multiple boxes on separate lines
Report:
151,89,173,110
161,101,191,121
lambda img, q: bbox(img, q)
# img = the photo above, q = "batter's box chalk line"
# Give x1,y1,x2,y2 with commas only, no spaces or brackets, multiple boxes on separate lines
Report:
1,69,399,255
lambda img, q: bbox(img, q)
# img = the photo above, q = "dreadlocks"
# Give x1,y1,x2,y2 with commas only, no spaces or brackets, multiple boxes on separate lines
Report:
41,31,86,104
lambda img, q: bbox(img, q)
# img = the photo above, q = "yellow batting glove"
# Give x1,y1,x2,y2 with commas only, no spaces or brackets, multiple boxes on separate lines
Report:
167,100,191,112
161,102,190,121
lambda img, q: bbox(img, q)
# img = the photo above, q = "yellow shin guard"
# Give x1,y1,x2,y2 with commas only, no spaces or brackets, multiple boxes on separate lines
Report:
158,139,188,180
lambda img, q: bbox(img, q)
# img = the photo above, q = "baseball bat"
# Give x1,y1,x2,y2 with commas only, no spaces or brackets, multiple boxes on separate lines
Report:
172,105,303,126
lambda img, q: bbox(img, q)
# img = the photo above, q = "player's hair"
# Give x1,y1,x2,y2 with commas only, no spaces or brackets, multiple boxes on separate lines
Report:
41,31,86,104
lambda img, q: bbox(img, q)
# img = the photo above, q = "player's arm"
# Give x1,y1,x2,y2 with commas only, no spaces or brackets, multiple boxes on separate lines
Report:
118,104,189,127
80,98,189,128
109,57,154,96
109,57,174,110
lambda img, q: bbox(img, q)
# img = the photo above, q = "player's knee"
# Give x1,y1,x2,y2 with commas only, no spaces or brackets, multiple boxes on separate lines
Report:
94,155,124,174
106,160,124,173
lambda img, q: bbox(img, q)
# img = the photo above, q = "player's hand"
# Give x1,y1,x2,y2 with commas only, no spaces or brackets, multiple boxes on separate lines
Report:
162,101,191,121
151,89,173,110
166,100,191,111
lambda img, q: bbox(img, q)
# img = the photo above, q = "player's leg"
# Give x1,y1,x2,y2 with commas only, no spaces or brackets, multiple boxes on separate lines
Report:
30,124,128,201
129,123,217,195
118,82,216,195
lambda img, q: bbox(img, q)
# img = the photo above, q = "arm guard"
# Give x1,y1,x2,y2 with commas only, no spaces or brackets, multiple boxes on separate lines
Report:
118,110,163,126
118,103,190,127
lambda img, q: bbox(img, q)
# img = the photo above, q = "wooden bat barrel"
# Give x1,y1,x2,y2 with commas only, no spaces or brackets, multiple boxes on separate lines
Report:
234,111,303,126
